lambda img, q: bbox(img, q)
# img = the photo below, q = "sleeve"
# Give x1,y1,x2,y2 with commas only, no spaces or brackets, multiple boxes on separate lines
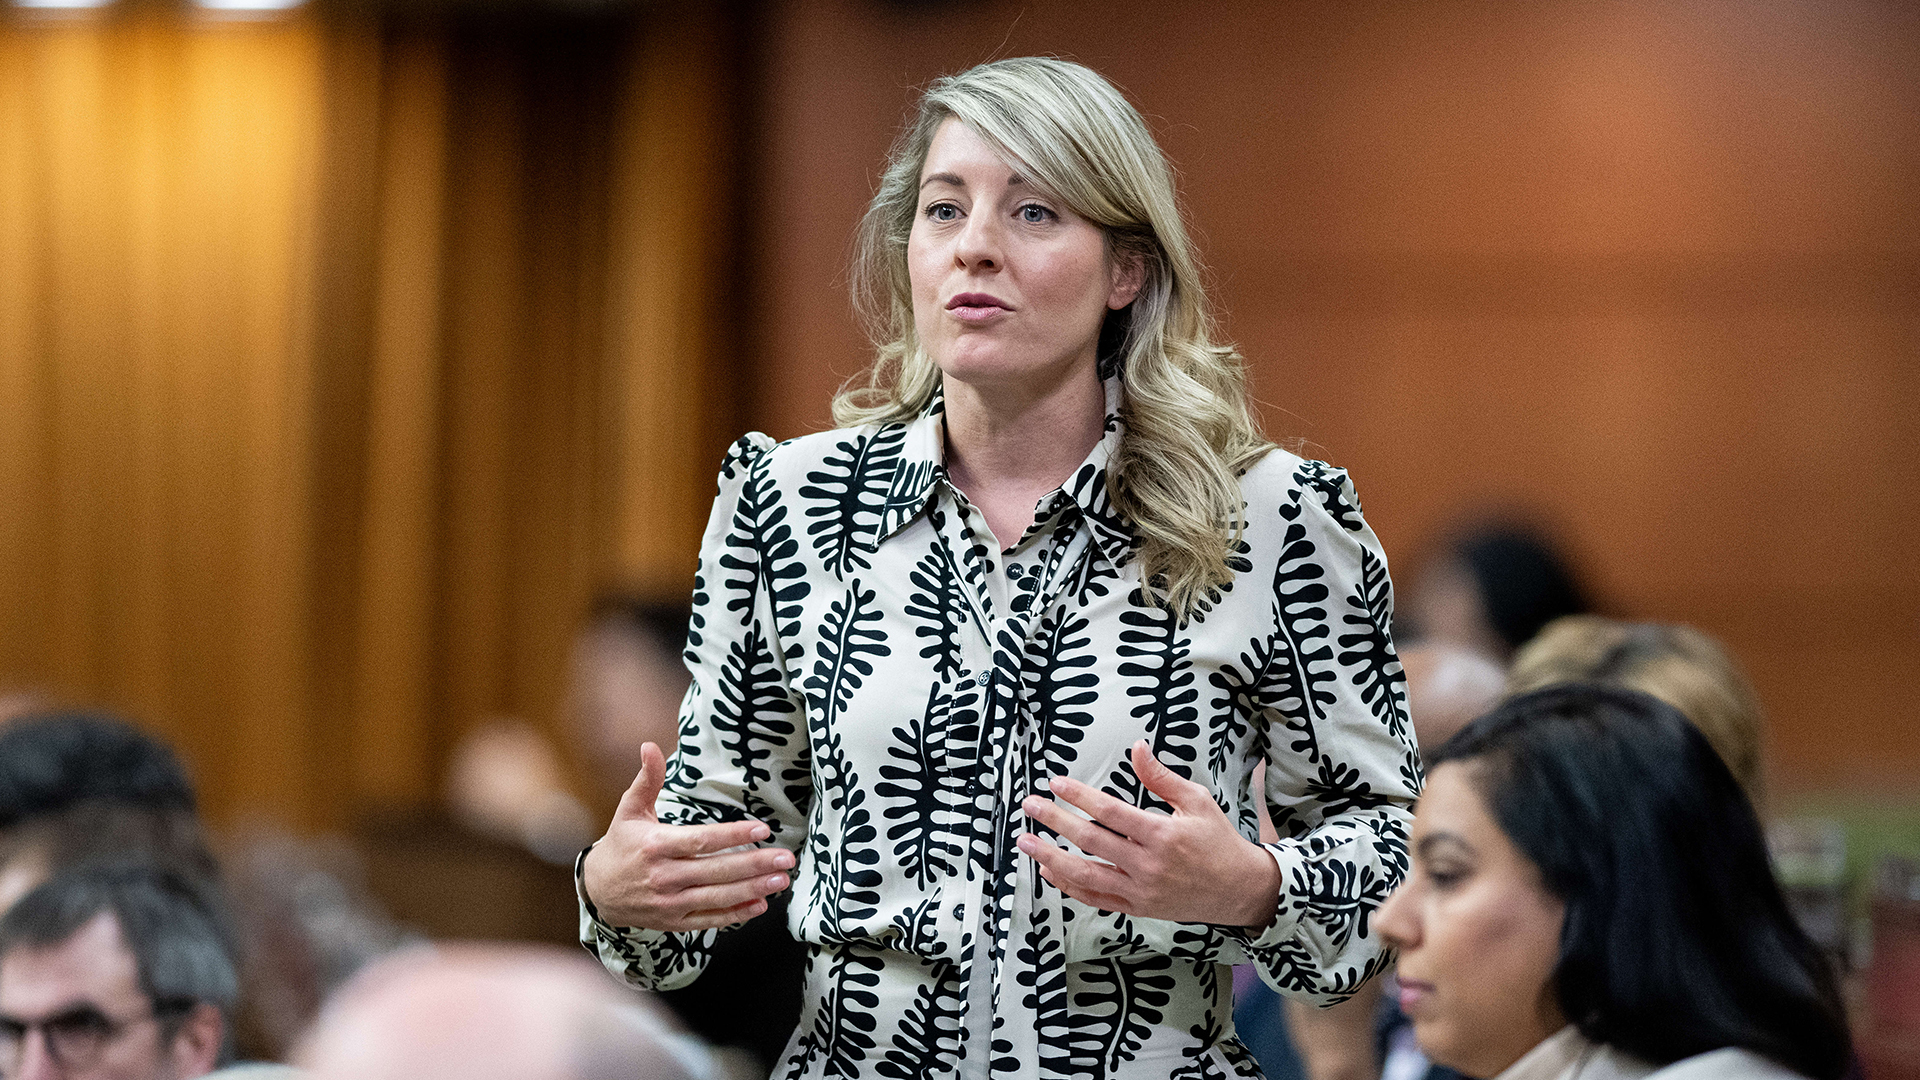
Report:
1234,461,1422,1004
576,432,813,991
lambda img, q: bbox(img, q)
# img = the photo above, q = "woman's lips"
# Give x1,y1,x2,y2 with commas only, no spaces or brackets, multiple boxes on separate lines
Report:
1397,978,1435,1013
946,293,1011,323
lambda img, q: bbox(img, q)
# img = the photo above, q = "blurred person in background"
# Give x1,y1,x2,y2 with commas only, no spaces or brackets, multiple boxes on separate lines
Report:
580,56,1417,1080
1498,617,1862,974
1504,615,1766,804
0,863,238,1080
566,596,693,814
1245,643,1505,1080
1378,684,1851,1080
1398,644,1507,754
444,719,596,867
0,709,402,1062
296,944,715,1080
441,594,697,864
1403,524,1590,663
217,831,407,1063
446,593,804,1073
0,711,219,914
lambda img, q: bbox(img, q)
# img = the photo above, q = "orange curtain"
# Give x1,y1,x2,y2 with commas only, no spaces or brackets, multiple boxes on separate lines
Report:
0,5,742,830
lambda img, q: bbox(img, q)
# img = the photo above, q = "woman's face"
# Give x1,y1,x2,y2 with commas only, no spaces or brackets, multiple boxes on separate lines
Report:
908,118,1142,397
1376,761,1567,1077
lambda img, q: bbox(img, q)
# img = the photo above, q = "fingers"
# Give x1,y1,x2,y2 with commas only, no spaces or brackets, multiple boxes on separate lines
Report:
1130,740,1212,814
642,818,774,858
613,742,669,823
587,829,793,931
1018,833,1134,912
1020,793,1134,865
676,897,774,932
670,869,793,916
647,844,794,891
1046,774,1161,838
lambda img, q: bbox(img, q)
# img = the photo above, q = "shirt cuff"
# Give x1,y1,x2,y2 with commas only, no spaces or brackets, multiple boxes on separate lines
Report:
574,841,631,943
1226,841,1307,951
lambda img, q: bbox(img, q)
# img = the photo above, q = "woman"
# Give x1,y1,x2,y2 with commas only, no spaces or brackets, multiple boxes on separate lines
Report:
578,57,1419,1080
1404,525,1589,663
1506,615,1768,804
1377,684,1851,1080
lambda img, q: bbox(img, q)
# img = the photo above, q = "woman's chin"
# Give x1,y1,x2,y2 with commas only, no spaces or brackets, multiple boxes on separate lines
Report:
934,352,1095,397
1410,1019,1481,1078
1413,1019,1538,1080
1408,1018,1458,1070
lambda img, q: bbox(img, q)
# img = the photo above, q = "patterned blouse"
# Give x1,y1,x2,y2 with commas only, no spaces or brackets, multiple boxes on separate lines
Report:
579,379,1421,1080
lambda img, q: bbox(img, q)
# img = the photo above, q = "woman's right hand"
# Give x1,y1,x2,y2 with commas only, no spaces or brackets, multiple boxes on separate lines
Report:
580,742,796,932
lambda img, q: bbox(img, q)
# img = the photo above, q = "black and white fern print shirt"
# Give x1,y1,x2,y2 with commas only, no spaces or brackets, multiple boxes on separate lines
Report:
579,378,1421,1080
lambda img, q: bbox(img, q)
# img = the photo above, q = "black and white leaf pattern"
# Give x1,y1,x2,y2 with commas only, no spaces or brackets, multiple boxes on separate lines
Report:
876,694,964,889
1070,954,1177,1078
1336,545,1406,733
876,960,964,1079
787,945,885,1077
579,384,1419,1080
799,425,908,579
903,524,967,680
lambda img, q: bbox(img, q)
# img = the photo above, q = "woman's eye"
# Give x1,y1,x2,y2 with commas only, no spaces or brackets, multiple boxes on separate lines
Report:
926,203,961,223
1019,204,1054,224
1427,865,1468,889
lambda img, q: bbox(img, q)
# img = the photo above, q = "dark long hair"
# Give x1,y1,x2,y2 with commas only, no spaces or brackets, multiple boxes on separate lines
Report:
1429,684,1850,1079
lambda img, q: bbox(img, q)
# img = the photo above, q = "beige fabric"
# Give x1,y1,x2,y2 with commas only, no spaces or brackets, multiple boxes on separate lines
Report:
581,378,1420,1080
1496,1027,1809,1080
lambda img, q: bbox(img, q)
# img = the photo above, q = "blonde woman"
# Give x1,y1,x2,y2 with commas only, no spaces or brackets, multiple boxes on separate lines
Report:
579,58,1418,1080
1505,615,1768,804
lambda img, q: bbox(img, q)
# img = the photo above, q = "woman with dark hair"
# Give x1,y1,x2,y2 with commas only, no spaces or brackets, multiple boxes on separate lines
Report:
1405,525,1589,661
1377,684,1850,1080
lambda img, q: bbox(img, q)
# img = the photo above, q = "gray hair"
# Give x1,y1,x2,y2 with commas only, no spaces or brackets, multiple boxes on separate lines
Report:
0,862,240,1024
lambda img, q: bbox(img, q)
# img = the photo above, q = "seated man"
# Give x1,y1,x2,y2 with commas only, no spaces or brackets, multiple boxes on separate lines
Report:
0,710,219,913
297,943,712,1080
0,863,236,1080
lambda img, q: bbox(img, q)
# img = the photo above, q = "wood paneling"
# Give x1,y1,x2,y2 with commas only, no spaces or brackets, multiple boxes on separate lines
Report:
747,0,1920,790
0,14,327,823
0,7,743,827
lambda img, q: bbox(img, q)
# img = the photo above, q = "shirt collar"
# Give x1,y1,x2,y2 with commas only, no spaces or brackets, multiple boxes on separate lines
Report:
1492,1027,1609,1080
872,377,1136,570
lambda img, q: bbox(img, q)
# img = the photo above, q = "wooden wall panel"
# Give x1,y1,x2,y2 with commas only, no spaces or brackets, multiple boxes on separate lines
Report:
0,8,743,828
748,0,1920,790
605,12,742,599
0,15,328,824
350,32,448,810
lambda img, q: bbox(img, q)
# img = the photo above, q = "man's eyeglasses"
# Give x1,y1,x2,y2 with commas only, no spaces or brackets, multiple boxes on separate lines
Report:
0,997,195,1071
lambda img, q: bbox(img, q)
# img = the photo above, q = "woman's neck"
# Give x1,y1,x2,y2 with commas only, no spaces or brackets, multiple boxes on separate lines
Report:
941,367,1107,550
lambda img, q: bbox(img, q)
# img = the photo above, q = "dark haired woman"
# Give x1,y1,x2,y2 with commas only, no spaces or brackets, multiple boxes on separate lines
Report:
1377,684,1851,1080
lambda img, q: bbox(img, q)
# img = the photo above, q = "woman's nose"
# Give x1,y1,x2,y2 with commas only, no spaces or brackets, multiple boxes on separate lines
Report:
954,212,1002,269
1375,880,1419,951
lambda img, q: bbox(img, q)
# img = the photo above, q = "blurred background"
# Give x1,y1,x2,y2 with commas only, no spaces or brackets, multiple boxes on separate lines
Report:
1,0,1915,969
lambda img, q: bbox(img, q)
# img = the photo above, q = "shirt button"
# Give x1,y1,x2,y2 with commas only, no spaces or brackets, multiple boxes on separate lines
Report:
976,671,991,687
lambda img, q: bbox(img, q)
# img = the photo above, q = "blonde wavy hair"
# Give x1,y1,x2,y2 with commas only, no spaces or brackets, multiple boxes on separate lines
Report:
1507,615,1769,806
834,57,1271,617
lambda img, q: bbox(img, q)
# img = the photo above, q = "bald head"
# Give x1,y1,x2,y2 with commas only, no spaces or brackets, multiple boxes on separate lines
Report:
297,946,708,1080
1399,643,1506,753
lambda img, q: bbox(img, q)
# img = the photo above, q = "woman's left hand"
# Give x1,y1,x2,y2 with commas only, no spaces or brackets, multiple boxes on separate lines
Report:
1018,740,1282,928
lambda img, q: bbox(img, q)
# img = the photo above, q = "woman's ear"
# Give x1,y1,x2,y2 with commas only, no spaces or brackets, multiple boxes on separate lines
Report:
167,1002,225,1075
1107,250,1146,310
